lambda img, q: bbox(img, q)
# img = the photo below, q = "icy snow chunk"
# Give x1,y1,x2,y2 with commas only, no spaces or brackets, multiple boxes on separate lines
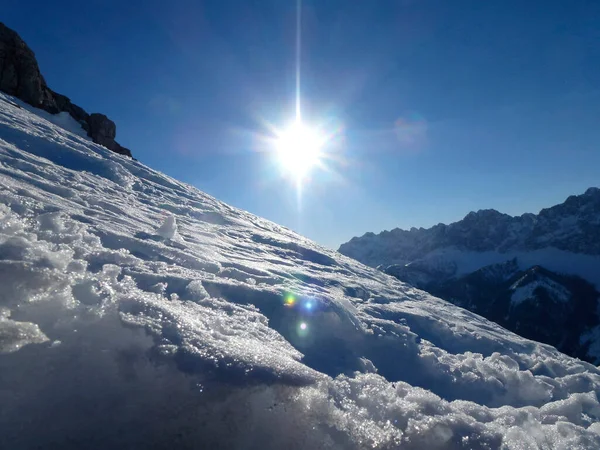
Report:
0,310,49,353
0,235,32,260
155,215,178,239
0,204,26,234
118,294,322,385
37,211,64,232
185,279,209,301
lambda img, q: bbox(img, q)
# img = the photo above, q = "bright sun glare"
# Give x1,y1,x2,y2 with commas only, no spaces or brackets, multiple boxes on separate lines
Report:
275,121,324,180
257,0,343,196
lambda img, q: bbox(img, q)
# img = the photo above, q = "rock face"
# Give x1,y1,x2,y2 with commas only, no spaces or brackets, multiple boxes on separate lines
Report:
0,22,51,108
339,188,600,364
87,113,131,156
0,22,132,158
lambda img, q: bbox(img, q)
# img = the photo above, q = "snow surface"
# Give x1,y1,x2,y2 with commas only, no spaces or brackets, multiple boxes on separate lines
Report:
510,278,572,306
398,246,600,288
1,92,600,449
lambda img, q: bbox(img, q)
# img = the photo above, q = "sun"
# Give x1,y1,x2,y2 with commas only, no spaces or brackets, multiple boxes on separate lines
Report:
274,120,324,179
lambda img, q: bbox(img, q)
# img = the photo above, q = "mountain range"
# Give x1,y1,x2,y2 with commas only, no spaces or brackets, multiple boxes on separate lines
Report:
339,188,600,364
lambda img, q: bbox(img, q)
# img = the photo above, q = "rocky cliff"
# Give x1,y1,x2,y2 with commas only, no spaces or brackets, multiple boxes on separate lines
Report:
0,22,132,157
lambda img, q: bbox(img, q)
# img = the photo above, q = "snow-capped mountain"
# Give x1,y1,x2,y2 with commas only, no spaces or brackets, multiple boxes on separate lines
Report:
1,93,600,449
339,190,600,365
339,188,600,271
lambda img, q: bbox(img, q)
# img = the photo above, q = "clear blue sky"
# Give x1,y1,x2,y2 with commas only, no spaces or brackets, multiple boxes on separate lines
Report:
4,0,600,249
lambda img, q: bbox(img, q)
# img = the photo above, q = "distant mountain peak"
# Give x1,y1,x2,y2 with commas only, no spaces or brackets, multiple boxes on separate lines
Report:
463,208,507,220
339,187,600,267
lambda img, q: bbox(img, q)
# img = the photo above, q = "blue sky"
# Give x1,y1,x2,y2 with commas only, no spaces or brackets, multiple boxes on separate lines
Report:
4,0,600,249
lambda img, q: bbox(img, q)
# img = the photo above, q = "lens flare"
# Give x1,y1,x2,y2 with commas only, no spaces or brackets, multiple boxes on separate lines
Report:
297,320,309,338
284,294,296,307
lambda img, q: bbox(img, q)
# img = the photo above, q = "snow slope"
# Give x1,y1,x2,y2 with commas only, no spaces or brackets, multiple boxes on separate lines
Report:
510,275,571,306
1,93,600,449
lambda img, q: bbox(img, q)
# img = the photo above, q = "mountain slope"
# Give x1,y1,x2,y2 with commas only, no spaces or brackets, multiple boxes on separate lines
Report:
416,261,600,363
339,189,600,365
1,93,600,449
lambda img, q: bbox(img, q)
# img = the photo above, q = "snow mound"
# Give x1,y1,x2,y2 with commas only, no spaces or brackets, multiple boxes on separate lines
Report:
1,93,600,449
155,214,179,239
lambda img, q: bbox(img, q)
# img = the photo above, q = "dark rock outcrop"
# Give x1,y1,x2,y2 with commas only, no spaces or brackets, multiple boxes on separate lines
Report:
0,22,52,109
87,113,131,156
0,22,132,158
88,113,116,145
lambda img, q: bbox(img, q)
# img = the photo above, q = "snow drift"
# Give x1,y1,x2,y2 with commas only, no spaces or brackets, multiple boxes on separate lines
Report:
0,93,599,449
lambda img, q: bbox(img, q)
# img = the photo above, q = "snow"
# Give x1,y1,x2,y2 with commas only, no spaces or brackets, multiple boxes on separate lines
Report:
400,246,600,288
155,214,178,239
0,95,90,138
44,111,90,138
510,277,572,306
1,92,600,449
